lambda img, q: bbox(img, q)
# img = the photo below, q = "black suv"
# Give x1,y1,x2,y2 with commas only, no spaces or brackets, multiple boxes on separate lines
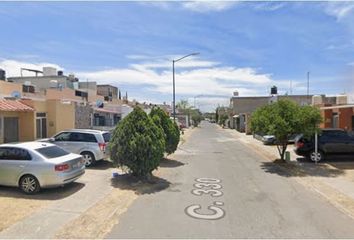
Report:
294,128,354,162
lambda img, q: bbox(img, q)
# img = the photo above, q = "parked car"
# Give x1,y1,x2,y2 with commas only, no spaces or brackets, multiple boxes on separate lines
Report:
260,134,299,145
0,142,85,194
41,129,111,167
294,128,354,162
262,135,277,145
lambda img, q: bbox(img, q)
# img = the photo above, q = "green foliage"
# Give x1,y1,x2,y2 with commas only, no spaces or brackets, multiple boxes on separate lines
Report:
192,114,202,127
250,99,322,160
176,100,190,114
218,114,228,125
216,106,229,126
150,107,180,155
110,107,165,178
176,99,203,127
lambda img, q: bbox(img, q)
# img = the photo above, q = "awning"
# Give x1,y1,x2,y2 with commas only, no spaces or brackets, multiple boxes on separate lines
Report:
0,99,34,112
93,107,121,114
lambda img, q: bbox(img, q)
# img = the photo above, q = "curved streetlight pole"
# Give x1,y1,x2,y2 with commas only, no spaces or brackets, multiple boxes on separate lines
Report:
172,52,200,121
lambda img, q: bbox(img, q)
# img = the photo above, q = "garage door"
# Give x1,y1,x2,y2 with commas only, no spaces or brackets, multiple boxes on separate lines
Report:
4,117,19,143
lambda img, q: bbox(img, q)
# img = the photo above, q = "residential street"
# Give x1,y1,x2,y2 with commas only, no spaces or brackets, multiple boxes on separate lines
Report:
107,121,354,239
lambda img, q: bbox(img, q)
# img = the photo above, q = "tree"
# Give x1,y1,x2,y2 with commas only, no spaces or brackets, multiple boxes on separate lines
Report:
250,99,322,161
216,106,230,126
191,113,202,127
110,107,165,178
176,99,203,127
150,107,180,155
219,114,228,126
215,108,219,123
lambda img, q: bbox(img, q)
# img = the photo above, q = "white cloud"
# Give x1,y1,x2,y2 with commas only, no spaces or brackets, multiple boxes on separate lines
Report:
252,2,286,12
324,2,354,21
76,57,275,97
130,57,219,69
188,96,230,112
1,58,300,110
182,1,238,12
0,59,62,77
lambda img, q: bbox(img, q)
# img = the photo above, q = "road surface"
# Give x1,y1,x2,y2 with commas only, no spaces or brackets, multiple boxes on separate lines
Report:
107,121,354,238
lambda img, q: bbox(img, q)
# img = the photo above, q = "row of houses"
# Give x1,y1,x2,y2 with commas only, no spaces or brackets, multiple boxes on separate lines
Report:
0,67,172,144
223,89,353,134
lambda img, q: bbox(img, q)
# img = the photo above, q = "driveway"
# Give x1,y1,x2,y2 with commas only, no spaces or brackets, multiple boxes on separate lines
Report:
0,160,116,239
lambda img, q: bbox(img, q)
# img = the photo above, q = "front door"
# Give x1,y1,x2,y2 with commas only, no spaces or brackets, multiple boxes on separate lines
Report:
4,117,19,143
36,112,47,139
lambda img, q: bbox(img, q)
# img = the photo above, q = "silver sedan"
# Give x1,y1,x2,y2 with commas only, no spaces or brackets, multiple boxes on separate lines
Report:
0,142,85,194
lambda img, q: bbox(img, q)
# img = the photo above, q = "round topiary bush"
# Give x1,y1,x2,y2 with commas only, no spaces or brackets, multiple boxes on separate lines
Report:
110,107,165,178
150,107,180,155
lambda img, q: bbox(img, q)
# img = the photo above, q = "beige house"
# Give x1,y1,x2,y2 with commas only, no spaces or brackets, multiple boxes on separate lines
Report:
230,94,313,134
0,80,76,142
0,99,35,143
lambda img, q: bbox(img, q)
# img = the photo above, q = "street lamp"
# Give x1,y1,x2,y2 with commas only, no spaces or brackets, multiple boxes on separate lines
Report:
172,52,200,120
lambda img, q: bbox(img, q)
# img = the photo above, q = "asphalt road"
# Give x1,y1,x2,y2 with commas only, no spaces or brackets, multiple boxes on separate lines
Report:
107,121,354,238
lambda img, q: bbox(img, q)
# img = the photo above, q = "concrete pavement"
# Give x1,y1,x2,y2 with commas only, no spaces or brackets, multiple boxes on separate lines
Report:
0,162,115,239
225,127,354,221
106,122,354,238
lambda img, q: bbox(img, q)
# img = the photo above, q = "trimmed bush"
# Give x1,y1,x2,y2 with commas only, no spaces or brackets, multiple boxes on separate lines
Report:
150,107,180,155
110,107,165,178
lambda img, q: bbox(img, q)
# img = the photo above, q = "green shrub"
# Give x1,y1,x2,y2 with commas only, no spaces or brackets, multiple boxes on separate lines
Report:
110,107,165,178
150,107,180,155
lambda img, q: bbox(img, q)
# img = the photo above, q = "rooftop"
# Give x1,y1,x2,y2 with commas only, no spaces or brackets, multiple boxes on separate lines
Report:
0,99,34,112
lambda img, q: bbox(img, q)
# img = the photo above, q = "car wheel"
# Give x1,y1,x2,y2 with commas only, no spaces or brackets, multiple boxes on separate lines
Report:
19,175,40,194
81,151,95,167
309,150,324,162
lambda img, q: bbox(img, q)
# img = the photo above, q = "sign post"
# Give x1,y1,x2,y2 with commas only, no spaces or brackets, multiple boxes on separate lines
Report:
314,131,318,164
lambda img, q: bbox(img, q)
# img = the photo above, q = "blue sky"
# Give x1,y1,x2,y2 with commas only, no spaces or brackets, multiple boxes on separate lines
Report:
0,1,354,111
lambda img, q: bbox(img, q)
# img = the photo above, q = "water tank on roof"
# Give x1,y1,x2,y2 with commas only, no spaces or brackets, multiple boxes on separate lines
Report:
336,95,347,105
43,67,57,76
271,86,277,95
312,95,323,105
0,69,5,80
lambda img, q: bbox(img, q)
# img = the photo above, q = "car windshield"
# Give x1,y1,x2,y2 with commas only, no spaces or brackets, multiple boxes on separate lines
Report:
103,132,111,143
35,146,69,159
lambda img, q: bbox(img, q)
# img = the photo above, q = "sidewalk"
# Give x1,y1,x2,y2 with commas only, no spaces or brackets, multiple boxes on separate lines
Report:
224,127,354,220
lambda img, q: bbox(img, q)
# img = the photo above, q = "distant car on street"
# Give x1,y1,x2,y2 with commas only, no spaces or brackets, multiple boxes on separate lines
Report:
40,129,111,167
0,142,85,194
294,128,354,162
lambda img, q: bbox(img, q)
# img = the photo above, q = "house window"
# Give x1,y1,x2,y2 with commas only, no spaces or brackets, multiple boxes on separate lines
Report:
36,112,47,139
22,85,35,93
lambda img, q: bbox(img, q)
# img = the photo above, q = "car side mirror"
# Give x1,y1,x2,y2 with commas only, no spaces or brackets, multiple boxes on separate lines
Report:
49,138,55,142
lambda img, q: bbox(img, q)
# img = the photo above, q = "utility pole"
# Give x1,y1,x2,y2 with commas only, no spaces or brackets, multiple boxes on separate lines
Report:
172,60,175,120
172,52,200,121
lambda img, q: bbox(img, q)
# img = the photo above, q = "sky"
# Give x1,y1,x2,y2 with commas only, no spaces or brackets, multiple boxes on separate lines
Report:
0,1,354,112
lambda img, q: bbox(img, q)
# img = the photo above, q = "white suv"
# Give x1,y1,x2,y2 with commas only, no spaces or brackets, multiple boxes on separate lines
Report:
45,129,111,167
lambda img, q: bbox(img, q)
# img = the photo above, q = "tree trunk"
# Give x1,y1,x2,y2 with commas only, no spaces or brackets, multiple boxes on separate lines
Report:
277,142,288,161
